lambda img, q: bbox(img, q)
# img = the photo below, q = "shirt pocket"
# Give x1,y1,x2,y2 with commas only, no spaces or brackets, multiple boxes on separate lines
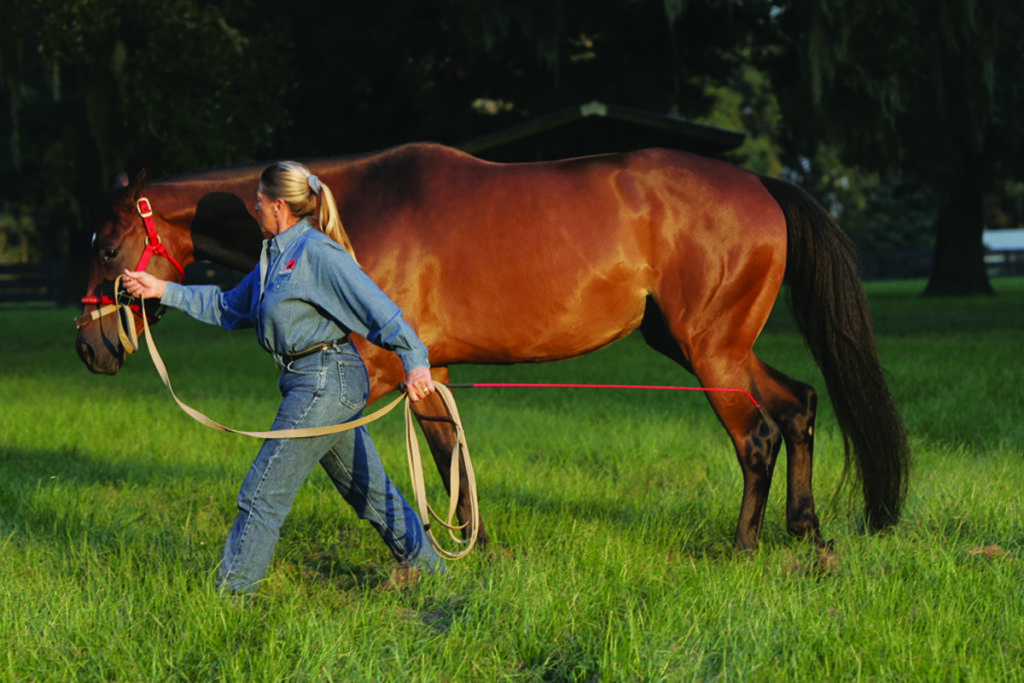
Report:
337,359,369,410
269,269,294,292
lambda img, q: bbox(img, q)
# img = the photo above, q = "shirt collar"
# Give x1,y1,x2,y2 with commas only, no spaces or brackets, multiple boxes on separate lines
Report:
266,217,314,253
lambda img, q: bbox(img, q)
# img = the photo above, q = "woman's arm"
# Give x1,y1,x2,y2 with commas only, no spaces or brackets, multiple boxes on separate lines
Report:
309,245,435,400
124,268,257,330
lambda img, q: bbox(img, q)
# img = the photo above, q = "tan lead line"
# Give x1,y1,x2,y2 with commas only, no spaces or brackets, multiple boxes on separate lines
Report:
133,292,480,559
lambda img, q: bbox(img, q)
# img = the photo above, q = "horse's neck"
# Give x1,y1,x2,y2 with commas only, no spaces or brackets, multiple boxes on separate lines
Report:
153,175,264,273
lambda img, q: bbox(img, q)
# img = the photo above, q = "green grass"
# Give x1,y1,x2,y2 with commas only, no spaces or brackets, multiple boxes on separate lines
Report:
2,279,1023,681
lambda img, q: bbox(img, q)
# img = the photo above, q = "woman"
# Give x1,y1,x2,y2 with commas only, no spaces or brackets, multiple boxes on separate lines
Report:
123,160,443,592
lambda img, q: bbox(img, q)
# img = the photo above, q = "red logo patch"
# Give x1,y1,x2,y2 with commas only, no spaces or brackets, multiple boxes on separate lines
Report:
284,258,296,272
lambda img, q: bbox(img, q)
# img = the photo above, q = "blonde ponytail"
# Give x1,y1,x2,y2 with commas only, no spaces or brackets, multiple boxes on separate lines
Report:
316,185,358,263
259,161,359,264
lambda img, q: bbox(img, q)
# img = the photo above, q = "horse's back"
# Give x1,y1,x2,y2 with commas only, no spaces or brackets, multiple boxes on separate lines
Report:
326,144,787,365
339,143,785,267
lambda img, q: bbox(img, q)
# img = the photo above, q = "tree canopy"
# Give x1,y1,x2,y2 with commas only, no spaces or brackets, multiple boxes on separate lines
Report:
1,0,1020,295
766,0,1024,294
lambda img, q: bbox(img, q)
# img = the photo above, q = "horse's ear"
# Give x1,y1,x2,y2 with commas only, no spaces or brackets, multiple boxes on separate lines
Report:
113,170,129,188
127,169,147,202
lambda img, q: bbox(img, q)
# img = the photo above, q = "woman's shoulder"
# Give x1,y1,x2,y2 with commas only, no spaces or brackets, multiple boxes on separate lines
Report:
300,226,358,267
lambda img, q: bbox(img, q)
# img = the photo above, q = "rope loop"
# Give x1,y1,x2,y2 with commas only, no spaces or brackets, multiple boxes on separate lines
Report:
404,384,480,560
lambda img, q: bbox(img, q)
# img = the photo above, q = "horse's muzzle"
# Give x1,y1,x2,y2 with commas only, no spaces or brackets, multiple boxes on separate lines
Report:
75,328,124,375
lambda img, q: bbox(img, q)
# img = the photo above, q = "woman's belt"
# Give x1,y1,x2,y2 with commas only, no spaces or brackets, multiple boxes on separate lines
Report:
279,336,350,365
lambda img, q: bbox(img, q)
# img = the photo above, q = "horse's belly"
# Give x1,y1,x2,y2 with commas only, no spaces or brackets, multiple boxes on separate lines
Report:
427,282,647,365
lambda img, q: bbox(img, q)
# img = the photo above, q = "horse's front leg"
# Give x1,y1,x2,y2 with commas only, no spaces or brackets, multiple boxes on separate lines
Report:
411,367,490,548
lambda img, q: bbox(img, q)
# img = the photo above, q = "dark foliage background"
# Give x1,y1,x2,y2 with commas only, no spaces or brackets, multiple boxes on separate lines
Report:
1,0,1021,294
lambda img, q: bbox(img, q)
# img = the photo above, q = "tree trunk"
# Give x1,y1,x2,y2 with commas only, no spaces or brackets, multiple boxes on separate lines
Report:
924,170,994,296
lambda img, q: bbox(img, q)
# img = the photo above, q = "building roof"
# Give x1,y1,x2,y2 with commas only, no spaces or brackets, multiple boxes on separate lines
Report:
457,100,745,162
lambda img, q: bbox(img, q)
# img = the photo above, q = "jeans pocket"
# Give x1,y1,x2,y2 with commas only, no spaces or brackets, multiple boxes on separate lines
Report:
337,360,369,410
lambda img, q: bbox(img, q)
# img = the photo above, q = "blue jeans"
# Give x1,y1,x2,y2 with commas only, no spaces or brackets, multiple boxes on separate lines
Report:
217,341,443,592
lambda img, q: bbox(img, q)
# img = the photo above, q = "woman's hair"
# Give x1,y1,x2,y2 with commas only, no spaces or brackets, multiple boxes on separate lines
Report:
259,161,358,262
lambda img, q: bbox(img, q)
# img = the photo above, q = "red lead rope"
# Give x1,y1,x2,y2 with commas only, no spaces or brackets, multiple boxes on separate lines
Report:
445,382,763,410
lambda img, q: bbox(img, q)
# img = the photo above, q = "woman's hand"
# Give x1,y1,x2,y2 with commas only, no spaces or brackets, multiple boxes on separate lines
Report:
405,367,436,403
122,269,168,300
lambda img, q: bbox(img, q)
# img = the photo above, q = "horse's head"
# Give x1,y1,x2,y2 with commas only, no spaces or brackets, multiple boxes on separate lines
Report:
76,170,191,374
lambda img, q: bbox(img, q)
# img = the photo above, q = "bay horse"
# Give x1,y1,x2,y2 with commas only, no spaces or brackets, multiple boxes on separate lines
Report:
75,142,909,550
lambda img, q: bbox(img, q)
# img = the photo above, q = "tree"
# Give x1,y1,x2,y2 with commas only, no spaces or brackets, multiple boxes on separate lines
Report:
273,0,763,157
0,0,290,274
11,0,1016,299
764,0,1024,295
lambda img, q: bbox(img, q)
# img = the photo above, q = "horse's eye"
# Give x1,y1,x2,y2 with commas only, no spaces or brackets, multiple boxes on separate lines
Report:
101,248,119,262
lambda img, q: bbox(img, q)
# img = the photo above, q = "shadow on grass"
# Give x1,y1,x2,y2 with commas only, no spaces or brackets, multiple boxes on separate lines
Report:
0,445,232,559
2,444,474,596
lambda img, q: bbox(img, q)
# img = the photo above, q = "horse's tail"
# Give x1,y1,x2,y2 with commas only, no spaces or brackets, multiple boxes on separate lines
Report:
759,175,909,532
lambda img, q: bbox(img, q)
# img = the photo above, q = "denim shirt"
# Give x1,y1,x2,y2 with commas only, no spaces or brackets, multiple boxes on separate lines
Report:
161,219,430,372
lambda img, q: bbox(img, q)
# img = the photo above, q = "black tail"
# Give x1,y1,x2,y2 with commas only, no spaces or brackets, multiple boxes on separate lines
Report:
760,175,909,531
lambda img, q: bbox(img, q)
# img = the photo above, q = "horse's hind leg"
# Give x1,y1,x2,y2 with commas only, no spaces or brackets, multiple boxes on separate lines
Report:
752,358,823,545
641,303,782,549
410,367,490,548
693,354,825,549
697,364,784,550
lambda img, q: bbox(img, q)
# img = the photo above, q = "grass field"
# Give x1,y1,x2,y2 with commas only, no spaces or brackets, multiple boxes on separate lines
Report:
1,278,1022,681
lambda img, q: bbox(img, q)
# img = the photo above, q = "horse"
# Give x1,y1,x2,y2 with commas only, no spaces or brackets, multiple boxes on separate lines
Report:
75,142,909,550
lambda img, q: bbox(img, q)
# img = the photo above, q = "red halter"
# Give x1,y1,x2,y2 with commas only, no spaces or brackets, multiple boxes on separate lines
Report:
129,197,187,278
78,196,186,323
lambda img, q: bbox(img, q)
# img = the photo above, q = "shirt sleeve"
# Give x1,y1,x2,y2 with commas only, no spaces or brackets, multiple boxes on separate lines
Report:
161,269,258,331
309,243,430,372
